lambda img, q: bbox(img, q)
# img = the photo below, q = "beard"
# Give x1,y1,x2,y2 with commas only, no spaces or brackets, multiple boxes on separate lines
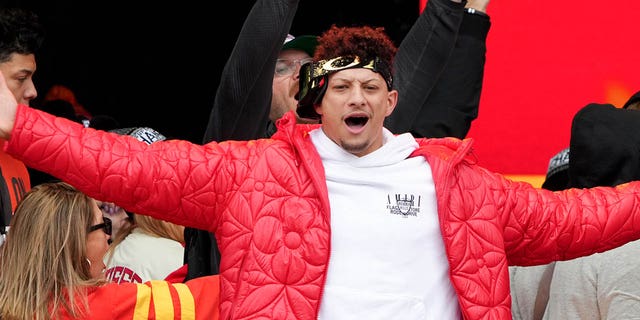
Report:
339,139,370,157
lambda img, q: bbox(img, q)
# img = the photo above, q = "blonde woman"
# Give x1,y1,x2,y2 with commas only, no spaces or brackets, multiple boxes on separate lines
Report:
0,182,219,320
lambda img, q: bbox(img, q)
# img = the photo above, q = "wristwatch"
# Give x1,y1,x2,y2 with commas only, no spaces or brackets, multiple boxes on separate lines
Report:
465,7,489,18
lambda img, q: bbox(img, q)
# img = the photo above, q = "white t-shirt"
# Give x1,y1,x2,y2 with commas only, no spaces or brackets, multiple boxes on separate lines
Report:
104,228,184,283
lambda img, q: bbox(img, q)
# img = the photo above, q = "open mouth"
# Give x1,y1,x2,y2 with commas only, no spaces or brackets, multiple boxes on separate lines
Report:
345,115,369,130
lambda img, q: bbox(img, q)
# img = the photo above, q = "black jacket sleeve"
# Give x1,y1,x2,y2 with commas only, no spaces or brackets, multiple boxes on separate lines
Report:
186,0,300,281
201,0,300,143
385,0,490,139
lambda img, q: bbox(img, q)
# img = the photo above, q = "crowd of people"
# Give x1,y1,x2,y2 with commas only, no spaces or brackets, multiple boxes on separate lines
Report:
1,0,640,319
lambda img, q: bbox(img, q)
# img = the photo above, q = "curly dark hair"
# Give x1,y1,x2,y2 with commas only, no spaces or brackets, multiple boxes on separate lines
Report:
295,25,398,119
0,8,45,63
314,24,397,74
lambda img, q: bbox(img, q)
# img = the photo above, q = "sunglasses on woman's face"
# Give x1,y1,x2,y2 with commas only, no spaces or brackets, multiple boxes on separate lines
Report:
88,217,112,236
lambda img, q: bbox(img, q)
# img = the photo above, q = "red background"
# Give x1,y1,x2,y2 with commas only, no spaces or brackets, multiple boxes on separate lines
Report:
421,0,640,182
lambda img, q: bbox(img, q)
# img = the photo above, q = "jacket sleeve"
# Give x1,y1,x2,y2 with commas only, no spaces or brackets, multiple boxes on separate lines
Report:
424,143,640,267
202,0,300,143
5,105,225,233
86,275,220,320
385,0,490,139
492,171,640,266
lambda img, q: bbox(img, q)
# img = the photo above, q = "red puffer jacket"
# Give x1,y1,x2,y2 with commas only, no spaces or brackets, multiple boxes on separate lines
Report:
7,105,640,320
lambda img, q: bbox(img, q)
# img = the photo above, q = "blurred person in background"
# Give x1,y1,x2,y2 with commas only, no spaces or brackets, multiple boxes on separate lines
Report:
0,7,44,243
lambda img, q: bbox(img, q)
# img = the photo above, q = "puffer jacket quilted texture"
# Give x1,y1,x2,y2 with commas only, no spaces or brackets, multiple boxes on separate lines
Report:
8,105,640,320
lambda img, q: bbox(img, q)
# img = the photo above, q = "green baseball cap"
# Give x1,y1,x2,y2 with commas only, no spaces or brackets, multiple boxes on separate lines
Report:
282,34,318,57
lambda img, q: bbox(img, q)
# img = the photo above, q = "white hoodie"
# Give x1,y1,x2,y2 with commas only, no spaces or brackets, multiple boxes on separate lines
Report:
311,128,460,320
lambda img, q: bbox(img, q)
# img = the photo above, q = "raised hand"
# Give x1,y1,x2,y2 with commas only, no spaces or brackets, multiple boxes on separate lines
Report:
0,72,17,140
466,0,490,12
